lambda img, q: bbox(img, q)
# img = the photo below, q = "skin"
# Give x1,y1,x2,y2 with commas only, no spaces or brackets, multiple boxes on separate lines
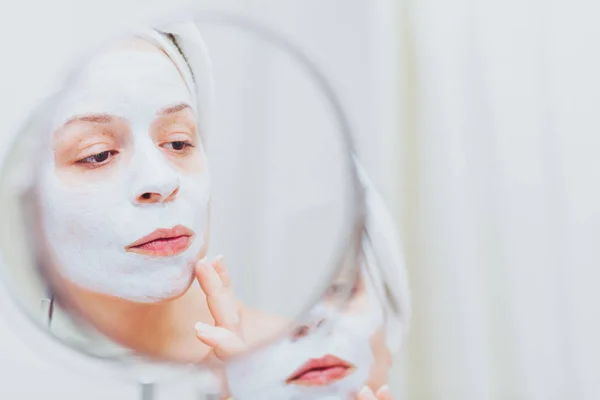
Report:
195,258,395,399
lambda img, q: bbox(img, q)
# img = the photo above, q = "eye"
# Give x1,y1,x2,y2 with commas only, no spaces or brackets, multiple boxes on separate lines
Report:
291,325,310,339
163,141,193,151
77,150,117,166
326,281,360,299
327,283,347,296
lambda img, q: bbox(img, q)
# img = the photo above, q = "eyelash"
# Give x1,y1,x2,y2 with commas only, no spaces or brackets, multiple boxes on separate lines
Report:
162,140,194,152
77,150,118,167
75,140,193,168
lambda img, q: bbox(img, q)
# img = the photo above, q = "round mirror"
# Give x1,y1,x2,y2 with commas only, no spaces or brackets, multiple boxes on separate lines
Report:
0,12,409,400
0,15,363,366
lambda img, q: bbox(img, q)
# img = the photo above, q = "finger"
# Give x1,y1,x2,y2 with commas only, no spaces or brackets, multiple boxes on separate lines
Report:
213,256,244,317
375,385,393,400
195,322,247,359
196,256,241,333
212,255,232,287
212,256,243,312
357,386,378,400
195,256,222,296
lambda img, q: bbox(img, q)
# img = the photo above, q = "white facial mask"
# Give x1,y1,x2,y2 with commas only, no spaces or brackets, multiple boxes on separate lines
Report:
226,270,384,400
37,49,210,303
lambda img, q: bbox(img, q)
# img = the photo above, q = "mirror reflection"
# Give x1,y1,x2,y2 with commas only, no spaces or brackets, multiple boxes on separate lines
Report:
0,15,409,400
224,253,395,399
36,35,215,361
1,19,362,363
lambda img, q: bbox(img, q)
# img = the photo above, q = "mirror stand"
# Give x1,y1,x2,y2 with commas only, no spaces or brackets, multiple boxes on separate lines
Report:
139,382,155,400
139,377,222,400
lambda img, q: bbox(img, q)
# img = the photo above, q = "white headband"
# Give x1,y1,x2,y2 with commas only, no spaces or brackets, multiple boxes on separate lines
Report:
137,23,214,144
355,159,412,353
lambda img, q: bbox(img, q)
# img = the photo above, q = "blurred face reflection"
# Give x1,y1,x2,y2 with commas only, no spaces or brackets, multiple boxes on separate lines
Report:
36,38,211,303
226,266,387,399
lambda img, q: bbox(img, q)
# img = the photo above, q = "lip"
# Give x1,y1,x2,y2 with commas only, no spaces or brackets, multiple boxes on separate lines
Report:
286,354,354,386
125,225,194,257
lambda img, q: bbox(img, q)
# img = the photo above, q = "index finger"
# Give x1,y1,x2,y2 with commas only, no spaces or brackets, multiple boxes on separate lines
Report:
375,385,393,400
357,387,377,400
195,256,242,335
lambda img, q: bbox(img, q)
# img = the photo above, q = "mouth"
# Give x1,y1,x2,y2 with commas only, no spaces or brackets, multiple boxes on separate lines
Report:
125,225,194,257
285,354,354,386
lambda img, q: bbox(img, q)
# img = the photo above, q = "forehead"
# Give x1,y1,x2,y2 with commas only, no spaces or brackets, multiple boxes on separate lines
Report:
52,48,192,129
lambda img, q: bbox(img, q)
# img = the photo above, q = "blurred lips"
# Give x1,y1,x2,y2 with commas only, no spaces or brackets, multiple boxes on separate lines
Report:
125,225,194,257
286,354,354,386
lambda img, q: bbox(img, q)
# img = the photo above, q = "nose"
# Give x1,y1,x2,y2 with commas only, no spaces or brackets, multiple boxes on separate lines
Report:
291,318,327,341
136,187,180,204
131,146,181,205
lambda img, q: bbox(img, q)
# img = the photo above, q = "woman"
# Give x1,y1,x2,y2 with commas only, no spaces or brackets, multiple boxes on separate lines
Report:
36,26,286,362
35,22,408,398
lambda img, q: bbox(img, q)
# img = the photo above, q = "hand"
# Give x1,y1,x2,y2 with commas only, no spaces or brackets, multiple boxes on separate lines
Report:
194,255,247,360
357,385,394,400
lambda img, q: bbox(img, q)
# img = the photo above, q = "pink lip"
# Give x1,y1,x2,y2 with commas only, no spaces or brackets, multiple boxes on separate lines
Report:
286,354,354,386
125,225,194,257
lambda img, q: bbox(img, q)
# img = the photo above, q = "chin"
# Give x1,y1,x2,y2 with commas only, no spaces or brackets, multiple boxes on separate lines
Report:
150,270,196,303
124,264,196,304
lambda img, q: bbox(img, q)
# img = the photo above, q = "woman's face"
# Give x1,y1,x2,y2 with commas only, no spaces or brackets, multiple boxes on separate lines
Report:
36,38,211,303
225,267,387,399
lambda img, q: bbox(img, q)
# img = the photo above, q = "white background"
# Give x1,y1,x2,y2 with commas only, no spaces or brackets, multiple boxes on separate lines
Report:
399,1,600,399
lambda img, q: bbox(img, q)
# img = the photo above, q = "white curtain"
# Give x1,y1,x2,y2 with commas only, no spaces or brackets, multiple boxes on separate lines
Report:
396,0,600,399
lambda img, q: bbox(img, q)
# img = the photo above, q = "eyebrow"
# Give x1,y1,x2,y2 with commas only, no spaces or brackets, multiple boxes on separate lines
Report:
59,102,191,129
63,113,113,127
158,103,192,115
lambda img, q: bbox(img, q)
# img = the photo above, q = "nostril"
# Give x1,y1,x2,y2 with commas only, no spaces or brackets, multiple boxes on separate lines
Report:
164,187,179,203
291,325,310,341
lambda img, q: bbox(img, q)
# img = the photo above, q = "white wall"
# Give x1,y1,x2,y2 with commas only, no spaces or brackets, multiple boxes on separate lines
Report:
397,0,600,399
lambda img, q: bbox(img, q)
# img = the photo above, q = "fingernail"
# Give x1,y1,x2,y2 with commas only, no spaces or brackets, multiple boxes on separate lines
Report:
197,257,208,266
377,385,391,396
359,387,377,400
215,254,224,262
195,321,213,335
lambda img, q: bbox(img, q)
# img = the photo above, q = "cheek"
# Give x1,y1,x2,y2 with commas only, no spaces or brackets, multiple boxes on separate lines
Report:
196,210,211,259
366,327,393,389
169,149,206,175
54,165,117,187
345,292,370,314
53,151,132,186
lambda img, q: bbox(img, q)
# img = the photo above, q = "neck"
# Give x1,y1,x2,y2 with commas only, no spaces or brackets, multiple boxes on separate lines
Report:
59,279,214,362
